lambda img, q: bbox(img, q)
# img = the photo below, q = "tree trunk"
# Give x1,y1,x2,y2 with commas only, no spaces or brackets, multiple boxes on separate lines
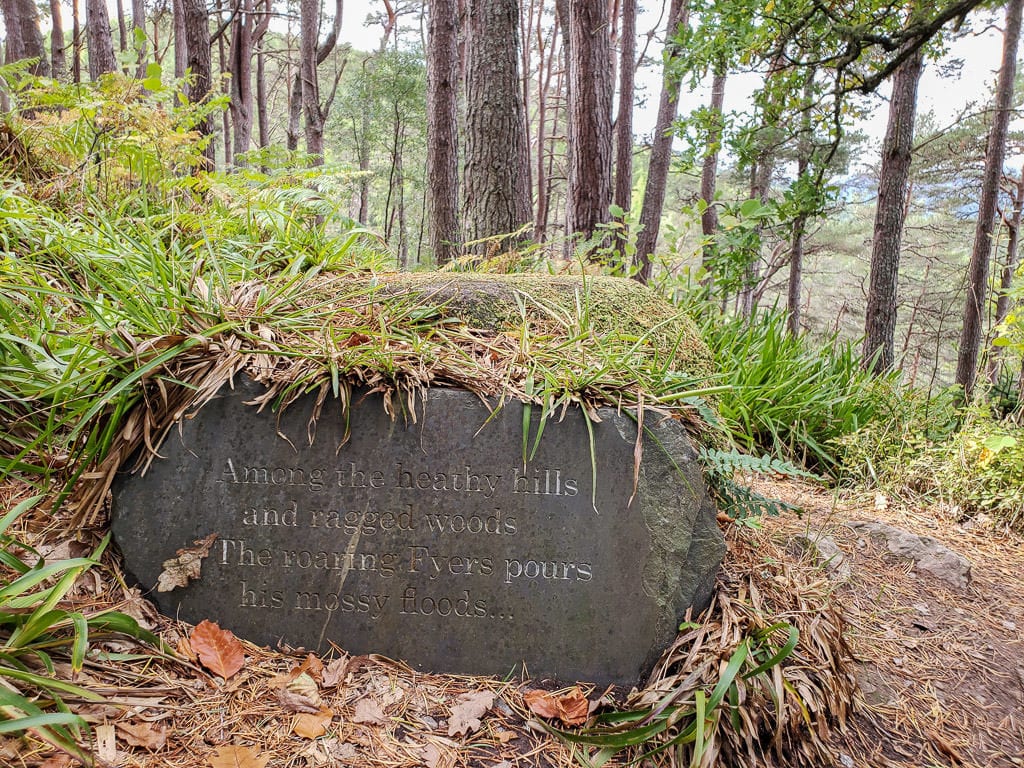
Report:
956,0,1023,398
85,0,117,78
253,0,272,151
988,166,1024,383
463,0,532,244
612,0,636,213
566,0,614,246
2,0,49,75
534,8,559,242
786,75,815,336
115,0,128,58
173,0,188,78
72,0,81,81
216,0,231,167
132,0,147,78
49,0,66,79
299,0,324,162
699,63,726,284
426,0,461,264
862,47,924,374
634,0,688,281
229,0,255,164
181,0,214,168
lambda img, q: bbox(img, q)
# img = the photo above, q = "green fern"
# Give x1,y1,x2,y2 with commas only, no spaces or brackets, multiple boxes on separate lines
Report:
699,448,817,520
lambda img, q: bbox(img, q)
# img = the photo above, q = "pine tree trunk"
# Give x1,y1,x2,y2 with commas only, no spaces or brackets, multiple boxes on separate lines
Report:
426,0,461,264
699,64,726,283
72,0,81,82
987,170,1023,384
229,0,254,164
181,0,214,168
132,0,146,78
956,0,1023,398
634,0,688,281
463,0,532,244
862,47,924,374
49,0,66,79
115,0,127,57
566,0,613,247
2,0,49,75
85,0,117,77
612,0,636,213
173,0,187,79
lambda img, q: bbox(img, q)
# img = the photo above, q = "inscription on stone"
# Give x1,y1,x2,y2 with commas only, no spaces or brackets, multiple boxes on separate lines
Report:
111,377,725,685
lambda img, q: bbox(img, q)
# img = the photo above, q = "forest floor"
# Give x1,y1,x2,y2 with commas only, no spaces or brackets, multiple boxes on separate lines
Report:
1,477,1022,768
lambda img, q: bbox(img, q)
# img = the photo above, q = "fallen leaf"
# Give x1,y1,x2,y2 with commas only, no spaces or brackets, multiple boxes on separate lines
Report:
321,657,348,688
95,723,117,764
208,744,270,768
117,720,168,750
190,620,245,679
157,534,218,592
292,708,334,739
277,672,323,713
351,697,386,725
420,742,443,768
447,691,494,737
496,729,517,744
523,687,590,726
323,740,358,760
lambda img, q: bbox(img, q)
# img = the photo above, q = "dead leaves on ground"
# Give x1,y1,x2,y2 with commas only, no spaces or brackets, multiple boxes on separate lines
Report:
523,687,591,726
208,744,270,768
157,533,217,592
190,619,246,679
446,691,494,737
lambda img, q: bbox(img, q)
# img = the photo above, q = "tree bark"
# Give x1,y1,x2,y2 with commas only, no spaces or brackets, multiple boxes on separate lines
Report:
181,0,214,168
463,0,532,244
230,0,255,163
131,0,147,78
699,63,726,284
987,167,1024,384
85,0,117,78
862,47,924,374
566,0,614,246
2,0,49,75
115,0,128,58
956,0,1022,398
612,0,636,213
49,0,66,79
299,0,324,162
634,0,688,281
173,0,188,78
426,0,461,264
72,0,81,81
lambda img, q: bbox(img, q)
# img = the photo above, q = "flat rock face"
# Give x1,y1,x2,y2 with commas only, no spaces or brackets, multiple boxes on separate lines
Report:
112,378,724,685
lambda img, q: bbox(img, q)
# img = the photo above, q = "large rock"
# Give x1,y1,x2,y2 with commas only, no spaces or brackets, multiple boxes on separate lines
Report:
111,378,725,686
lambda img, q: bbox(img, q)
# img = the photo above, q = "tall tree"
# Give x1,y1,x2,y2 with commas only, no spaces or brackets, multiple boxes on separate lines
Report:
72,0,81,81
634,0,688,281
173,0,187,79
229,0,255,163
956,0,1023,398
289,0,343,159
131,0,147,78
566,0,614,245
181,0,214,167
862,46,925,373
425,0,460,263
2,0,50,76
699,62,727,283
612,0,637,213
463,0,532,243
988,165,1024,383
85,0,117,77
49,0,66,79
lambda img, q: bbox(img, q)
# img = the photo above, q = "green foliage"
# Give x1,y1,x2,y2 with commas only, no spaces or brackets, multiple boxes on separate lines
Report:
0,496,162,762
700,448,818,522
695,307,897,473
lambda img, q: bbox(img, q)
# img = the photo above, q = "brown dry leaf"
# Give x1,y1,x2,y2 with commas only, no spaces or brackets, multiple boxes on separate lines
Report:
190,619,245,679
157,533,217,592
116,720,168,750
207,744,270,768
321,657,348,688
447,690,494,737
523,687,590,726
36,755,75,768
420,742,443,768
277,671,323,713
323,740,358,761
351,697,386,725
291,708,334,739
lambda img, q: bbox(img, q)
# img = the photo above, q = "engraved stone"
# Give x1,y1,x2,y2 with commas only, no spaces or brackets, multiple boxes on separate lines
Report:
111,377,725,685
